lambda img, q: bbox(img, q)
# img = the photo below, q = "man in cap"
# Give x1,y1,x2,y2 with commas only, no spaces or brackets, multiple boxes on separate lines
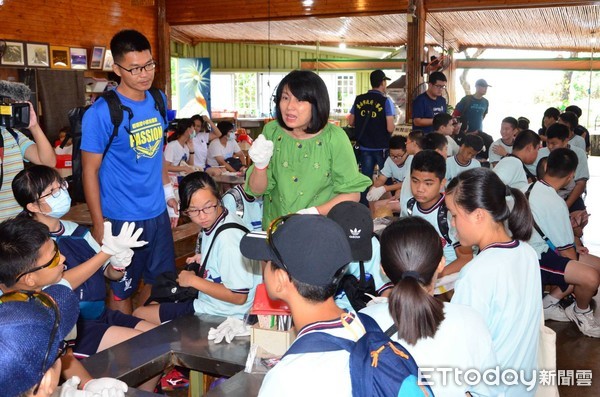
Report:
348,70,396,197
452,78,491,133
240,214,364,396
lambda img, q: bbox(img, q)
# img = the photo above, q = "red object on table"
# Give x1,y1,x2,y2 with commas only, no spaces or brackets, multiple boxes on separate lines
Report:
250,283,290,315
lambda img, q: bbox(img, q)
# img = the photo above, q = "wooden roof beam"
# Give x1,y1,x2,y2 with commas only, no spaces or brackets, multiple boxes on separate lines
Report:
426,1,598,12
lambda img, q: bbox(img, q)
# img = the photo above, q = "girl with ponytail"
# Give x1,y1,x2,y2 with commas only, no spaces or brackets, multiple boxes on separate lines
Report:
445,167,541,397
362,216,497,397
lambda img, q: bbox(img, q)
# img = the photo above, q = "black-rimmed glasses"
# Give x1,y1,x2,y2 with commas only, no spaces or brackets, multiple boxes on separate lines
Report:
15,240,61,282
182,203,219,218
115,61,157,75
266,214,297,272
0,290,61,394
39,181,68,201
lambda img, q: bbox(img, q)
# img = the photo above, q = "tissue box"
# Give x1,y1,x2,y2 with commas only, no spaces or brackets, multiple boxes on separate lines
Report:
251,325,296,357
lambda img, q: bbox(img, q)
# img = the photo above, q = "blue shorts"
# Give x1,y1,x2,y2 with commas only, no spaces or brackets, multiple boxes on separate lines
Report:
568,196,586,212
158,300,195,323
74,308,143,357
539,249,570,292
108,210,176,300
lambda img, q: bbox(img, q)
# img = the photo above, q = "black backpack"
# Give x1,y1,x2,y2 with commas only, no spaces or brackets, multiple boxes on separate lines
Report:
406,197,451,245
67,88,167,203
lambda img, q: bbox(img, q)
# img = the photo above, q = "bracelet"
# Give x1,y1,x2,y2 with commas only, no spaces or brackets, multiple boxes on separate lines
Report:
189,151,195,154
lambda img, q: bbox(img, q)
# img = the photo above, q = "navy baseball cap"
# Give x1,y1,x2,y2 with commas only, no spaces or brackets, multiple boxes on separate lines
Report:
370,70,391,87
0,284,79,397
327,201,373,262
240,215,353,286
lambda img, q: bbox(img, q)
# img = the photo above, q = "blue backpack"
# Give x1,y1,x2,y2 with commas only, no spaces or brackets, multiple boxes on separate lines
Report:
284,313,434,397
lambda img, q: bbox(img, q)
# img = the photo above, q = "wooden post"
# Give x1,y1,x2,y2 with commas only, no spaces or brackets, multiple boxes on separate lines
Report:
405,0,426,124
156,0,171,107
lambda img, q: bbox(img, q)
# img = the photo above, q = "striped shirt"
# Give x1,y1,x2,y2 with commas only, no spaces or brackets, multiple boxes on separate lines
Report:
0,128,34,221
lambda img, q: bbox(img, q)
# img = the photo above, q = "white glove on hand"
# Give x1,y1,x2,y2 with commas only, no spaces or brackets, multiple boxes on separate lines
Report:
208,317,251,344
364,293,389,307
83,378,128,397
101,221,148,256
248,135,274,169
60,377,97,397
296,207,319,215
109,248,134,270
366,186,386,202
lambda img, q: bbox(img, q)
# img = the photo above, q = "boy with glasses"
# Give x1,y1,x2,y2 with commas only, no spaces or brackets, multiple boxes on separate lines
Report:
82,29,177,315
412,71,448,134
0,218,128,397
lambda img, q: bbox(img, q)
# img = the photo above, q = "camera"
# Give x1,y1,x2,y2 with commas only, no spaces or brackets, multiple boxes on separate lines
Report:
0,98,30,129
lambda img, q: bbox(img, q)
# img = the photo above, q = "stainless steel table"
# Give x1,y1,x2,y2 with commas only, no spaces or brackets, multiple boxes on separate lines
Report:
82,314,250,388
206,371,265,397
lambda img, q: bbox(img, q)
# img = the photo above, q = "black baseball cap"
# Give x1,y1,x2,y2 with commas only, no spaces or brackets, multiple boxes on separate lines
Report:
475,79,491,87
240,215,352,286
370,70,391,87
327,201,373,262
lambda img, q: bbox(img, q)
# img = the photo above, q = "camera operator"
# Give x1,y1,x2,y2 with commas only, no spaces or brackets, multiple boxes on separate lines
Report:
1,80,55,221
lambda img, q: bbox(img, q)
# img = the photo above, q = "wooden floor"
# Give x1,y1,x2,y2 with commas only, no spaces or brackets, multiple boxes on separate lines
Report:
550,156,600,397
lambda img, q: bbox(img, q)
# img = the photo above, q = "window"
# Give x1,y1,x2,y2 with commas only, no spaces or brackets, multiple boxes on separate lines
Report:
234,73,257,117
335,74,355,115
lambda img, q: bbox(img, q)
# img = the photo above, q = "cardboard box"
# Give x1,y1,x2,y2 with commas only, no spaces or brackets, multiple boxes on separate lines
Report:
251,325,296,357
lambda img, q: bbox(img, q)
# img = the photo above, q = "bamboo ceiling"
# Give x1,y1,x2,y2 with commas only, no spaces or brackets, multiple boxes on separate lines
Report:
170,5,600,52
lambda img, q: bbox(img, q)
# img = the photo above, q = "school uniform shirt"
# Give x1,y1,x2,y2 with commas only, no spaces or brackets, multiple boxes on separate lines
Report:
258,312,366,397
445,155,481,186
403,194,459,265
193,209,261,319
206,139,241,167
164,140,191,185
527,181,575,258
221,185,263,232
446,136,460,157
452,240,541,397
81,90,168,221
334,237,392,311
399,155,414,216
362,302,499,397
493,156,529,192
192,132,210,169
533,146,589,200
488,138,513,165
379,156,406,183
0,128,34,222
569,134,586,153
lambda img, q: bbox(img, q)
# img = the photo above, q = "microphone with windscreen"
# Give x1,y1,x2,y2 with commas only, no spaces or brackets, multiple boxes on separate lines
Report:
0,80,31,128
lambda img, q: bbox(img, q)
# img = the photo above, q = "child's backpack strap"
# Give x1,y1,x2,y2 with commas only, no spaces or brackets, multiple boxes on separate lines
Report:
525,182,557,251
224,185,245,219
198,223,249,278
407,197,451,244
283,329,354,357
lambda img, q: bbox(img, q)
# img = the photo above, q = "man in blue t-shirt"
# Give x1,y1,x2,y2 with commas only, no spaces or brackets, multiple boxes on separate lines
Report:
452,78,490,133
412,72,447,134
348,70,396,193
81,29,177,314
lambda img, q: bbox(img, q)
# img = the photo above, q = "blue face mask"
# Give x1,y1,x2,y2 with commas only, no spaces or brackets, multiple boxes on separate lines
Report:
44,188,72,218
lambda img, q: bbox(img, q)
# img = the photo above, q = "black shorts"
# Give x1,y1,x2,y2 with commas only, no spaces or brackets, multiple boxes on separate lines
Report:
539,249,570,292
158,300,196,323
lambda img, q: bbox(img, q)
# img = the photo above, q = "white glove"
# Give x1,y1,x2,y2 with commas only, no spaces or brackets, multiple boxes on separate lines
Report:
101,221,148,256
364,293,389,307
83,378,128,397
109,248,134,270
296,207,319,215
208,317,251,344
248,135,274,169
163,183,176,201
366,186,386,202
60,377,96,397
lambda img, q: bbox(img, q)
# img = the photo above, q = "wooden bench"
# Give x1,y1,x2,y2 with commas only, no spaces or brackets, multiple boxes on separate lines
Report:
81,314,251,395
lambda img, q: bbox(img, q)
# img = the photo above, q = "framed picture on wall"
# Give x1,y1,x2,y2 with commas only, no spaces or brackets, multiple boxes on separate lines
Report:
70,47,88,70
102,49,114,71
50,45,70,69
26,43,50,67
1,41,26,66
90,46,105,69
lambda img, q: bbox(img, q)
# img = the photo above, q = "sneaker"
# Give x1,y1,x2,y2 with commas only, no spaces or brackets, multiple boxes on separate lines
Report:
564,303,600,338
544,303,570,322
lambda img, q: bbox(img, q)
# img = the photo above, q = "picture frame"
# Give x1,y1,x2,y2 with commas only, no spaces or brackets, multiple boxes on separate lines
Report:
26,42,50,67
102,49,114,72
1,41,25,66
50,45,70,69
90,46,106,70
70,47,88,70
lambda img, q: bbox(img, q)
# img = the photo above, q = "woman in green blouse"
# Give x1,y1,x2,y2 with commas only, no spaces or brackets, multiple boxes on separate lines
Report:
245,70,371,228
